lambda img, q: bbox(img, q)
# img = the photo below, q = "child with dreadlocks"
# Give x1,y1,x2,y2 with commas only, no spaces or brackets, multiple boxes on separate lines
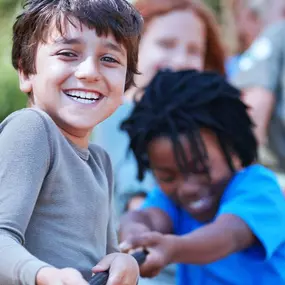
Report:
119,69,285,284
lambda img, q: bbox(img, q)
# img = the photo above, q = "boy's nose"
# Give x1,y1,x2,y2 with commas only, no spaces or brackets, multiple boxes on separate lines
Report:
75,57,101,82
177,176,200,198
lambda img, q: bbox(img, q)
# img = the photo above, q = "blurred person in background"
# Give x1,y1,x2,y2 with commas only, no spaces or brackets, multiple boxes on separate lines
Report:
232,20,285,188
93,0,226,218
226,0,285,78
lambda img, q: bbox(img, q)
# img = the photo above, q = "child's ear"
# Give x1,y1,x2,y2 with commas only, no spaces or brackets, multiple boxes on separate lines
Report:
18,69,32,93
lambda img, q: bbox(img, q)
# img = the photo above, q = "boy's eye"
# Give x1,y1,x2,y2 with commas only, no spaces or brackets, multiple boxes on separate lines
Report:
159,176,176,183
101,56,119,64
57,51,77,58
155,173,176,183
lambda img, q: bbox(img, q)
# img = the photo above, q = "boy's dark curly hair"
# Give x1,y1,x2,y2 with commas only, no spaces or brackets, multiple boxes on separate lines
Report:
121,70,257,180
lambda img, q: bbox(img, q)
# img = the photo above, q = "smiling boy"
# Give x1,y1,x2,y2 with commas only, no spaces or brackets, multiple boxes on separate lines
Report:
0,0,143,284
119,70,285,284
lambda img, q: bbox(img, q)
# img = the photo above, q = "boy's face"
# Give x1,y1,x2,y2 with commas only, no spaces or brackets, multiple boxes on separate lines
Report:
19,18,127,139
147,129,241,222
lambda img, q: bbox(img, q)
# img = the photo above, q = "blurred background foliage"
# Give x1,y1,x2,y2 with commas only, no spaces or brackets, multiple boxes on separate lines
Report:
0,0,26,122
0,0,223,122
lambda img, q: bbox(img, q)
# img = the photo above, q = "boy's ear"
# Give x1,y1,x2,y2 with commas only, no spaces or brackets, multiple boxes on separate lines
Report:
18,69,32,93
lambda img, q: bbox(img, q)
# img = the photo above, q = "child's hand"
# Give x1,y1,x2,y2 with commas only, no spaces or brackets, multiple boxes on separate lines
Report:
120,232,174,278
92,252,139,285
119,221,151,242
36,267,88,285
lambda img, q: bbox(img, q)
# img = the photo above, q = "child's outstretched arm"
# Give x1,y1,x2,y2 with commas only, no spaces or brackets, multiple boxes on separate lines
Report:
120,214,255,277
119,207,173,242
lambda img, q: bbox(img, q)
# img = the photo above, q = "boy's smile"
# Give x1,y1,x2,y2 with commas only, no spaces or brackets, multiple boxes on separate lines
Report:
63,89,103,105
18,18,127,147
147,129,240,222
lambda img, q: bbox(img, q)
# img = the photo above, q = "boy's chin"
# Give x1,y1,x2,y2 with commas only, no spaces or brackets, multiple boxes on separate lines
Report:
186,204,218,223
190,210,217,223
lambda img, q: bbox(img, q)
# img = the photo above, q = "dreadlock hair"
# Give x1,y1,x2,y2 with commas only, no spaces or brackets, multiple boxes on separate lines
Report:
120,69,257,181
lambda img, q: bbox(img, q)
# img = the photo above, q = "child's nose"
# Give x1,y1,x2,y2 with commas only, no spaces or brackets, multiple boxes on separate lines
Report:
178,177,201,198
75,57,101,82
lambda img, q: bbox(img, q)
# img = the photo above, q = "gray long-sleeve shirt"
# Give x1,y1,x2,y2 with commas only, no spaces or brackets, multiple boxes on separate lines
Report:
0,108,118,285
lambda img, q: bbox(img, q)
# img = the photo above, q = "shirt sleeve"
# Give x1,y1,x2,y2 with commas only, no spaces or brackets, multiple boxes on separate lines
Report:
141,188,179,230
218,166,285,260
0,109,53,284
231,21,285,93
101,149,119,254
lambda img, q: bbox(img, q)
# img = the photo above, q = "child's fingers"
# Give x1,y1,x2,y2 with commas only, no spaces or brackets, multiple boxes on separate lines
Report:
92,254,117,273
60,268,88,285
120,232,160,253
119,240,133,252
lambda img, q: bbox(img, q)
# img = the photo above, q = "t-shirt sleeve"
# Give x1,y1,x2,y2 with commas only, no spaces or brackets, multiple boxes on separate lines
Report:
218,166,285,260
0,109,53,284
231,22,285,93
141,188,179,230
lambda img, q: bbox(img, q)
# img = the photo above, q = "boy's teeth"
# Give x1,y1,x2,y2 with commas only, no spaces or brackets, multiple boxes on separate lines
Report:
65,90,100,100
71,97,95,104
189,198,210,211
190,200,204,210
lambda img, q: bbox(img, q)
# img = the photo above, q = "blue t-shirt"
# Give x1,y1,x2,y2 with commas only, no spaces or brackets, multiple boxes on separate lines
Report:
142,165,285,285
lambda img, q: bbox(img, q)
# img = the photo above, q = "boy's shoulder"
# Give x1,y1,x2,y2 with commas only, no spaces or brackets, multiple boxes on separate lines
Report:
1,108,56,133
233,164,278,185
223,164,282,202
0,108,60,150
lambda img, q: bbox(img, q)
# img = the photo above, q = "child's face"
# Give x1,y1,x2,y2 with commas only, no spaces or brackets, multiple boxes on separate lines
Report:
19,18,127,138
136,9,206,88
147,129,241,222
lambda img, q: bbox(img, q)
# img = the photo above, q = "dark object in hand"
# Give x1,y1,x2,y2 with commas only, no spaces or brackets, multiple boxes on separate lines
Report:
89,250,148,285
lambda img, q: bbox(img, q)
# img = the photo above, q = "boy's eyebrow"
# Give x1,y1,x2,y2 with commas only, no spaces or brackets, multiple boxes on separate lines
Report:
102,40,126,56
54,37,82,45
53,37,125,56
152,166,176,172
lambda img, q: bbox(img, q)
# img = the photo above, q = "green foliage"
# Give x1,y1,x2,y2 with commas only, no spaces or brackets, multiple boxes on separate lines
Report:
203,0,220,13
0,0,27,122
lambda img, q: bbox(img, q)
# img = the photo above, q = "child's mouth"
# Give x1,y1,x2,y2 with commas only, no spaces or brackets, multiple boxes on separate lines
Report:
63,90,102,105
187,197,213,214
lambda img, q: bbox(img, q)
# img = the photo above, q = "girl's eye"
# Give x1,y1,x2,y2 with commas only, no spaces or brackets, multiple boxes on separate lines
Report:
156,39,175,49
101,56,119,63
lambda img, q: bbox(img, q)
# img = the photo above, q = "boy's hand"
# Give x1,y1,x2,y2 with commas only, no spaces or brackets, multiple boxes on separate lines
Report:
120,232,174,278
36,267,88,285
119,222,151,242
92,252,139,285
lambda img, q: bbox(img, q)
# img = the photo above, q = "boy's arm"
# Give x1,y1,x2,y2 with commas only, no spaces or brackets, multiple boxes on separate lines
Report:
0,110,53,284
166,214,254,264
119,188,176,243
119,208,173,241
